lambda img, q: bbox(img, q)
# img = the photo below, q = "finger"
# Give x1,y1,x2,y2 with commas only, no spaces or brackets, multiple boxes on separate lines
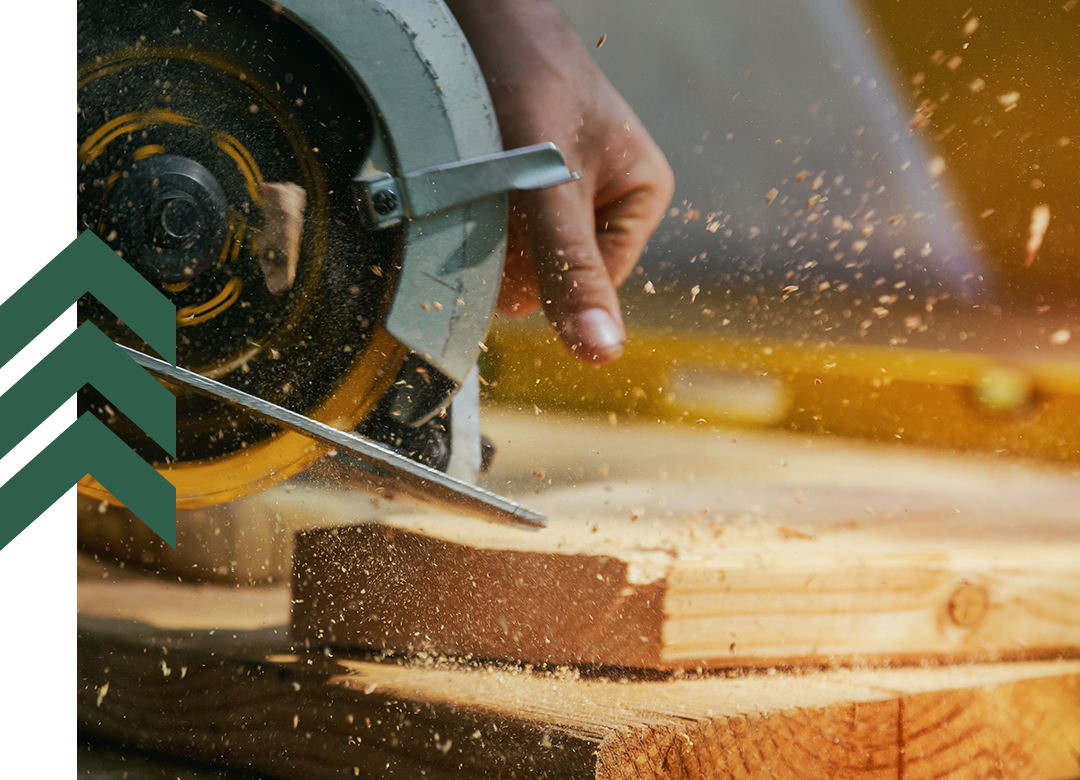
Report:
514,181,627,364
496,177,668,319
595,185,671,289
496,222,541,317
594,139,676,289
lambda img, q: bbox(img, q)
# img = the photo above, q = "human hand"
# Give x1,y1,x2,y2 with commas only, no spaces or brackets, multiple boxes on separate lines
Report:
446,0,674,364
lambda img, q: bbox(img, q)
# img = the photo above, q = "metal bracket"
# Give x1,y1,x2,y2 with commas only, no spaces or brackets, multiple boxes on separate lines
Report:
355,142,580,226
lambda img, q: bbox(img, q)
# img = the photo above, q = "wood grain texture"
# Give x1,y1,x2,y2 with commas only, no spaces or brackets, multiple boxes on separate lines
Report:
292,469,1080,669
595,678,1080,780
79,558,1080,780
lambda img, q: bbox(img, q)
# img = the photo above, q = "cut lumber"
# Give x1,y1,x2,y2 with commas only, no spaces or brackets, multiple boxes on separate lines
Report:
293,475,1080,670
78,410,1080,670
79,557,1080,780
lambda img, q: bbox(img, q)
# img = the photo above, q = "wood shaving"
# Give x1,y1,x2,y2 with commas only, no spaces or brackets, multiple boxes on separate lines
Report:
1024,205,1051,267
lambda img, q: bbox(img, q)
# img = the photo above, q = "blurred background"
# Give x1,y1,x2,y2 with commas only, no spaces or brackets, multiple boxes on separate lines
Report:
484,0,1080,462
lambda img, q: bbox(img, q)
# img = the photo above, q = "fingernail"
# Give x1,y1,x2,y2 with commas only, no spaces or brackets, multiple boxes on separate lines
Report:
567,308,625,363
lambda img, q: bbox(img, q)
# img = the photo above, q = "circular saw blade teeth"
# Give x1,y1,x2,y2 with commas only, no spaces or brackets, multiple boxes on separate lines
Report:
77,0,407,507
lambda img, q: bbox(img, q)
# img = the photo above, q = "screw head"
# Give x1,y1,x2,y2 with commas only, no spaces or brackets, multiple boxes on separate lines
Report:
372,188,398,216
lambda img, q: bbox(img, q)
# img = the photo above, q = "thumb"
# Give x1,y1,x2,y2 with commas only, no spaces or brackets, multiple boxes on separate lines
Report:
510,182,627,364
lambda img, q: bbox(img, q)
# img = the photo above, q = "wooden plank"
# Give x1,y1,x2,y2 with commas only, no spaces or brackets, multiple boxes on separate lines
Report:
79,558,1080,780
292,411,1080,668
78,409,1080,670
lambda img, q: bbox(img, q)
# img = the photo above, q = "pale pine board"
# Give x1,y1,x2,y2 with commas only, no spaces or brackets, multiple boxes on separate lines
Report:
293,412,1080,670
79,557,1080,780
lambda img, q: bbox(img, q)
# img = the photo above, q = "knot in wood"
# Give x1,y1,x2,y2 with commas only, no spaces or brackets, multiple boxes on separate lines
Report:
947,582,989,628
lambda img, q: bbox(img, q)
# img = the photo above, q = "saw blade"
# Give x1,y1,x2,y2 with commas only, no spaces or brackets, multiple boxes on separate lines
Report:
77,0,408,506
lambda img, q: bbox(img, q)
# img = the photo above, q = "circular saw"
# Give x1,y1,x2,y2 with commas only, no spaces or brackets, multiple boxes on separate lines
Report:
76,0,574,521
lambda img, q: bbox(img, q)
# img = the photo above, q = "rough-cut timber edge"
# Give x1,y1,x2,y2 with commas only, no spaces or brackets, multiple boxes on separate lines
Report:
294,523,670,668
79,556,1080,780
290,470,1080,670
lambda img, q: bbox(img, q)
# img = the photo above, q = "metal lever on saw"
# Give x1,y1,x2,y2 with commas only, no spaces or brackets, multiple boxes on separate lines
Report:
118,346,547,531
355,142,581,225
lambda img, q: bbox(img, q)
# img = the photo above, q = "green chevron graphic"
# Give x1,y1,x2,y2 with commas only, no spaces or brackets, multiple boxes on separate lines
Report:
0,231,177,550
0,322,175,462
0,415,175,549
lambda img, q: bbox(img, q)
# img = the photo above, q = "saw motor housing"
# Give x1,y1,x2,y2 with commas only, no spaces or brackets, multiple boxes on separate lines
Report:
77,0,568,508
